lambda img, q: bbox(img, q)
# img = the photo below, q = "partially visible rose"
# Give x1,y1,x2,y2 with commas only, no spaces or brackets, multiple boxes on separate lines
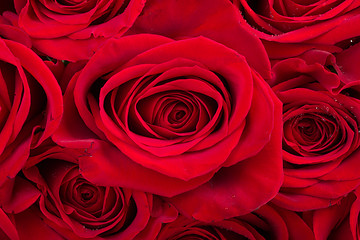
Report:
0,208,19,240
231,0,360,58
302,190,357,240
1,144,177,240
0,11,31,47
14,0,146,61
27,160,150,239
153,204,314,240
270,50,360,211
0,37,62,187
53,34,283,221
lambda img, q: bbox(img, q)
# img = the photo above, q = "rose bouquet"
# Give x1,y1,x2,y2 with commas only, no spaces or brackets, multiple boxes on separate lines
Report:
0,0,359,239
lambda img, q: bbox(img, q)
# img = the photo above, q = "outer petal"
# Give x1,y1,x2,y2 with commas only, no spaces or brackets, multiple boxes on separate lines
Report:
13,207,67,240
78,140,215,197
336,42,360,83
310,193,355,240
127,0,271,80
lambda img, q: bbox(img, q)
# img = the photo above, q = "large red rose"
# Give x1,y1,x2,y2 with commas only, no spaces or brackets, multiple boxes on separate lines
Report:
270,50,360,211
0,37,62,187
53,33,283,222
231,0,360,58
14,0,146,61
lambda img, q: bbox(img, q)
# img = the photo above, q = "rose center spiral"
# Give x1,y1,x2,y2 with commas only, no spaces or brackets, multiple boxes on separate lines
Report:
80,188,94,201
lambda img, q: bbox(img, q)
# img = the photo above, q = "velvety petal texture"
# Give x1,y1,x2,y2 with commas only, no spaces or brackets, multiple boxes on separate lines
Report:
53,33,283,221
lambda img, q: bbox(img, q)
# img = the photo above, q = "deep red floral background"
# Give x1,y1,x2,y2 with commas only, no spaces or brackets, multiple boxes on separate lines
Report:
0,0,359,239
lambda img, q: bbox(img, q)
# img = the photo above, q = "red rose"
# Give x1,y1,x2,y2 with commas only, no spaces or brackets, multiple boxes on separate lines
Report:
1,144,177,240
270,50,360,211
53,33,283,221
231,0,360,58
1,143,179,239
0,37,62,187
14,0,146,61
0,1,14,14
153,204,314,240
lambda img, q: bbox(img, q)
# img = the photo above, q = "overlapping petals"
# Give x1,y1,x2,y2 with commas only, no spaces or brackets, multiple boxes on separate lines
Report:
14,0,146,60
270,50,360,211
303,190,358,239
0,37,62,186
0,0,357,238
232,0,360,58
154,204,314,240
53,34,283,221
1,144,172,240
